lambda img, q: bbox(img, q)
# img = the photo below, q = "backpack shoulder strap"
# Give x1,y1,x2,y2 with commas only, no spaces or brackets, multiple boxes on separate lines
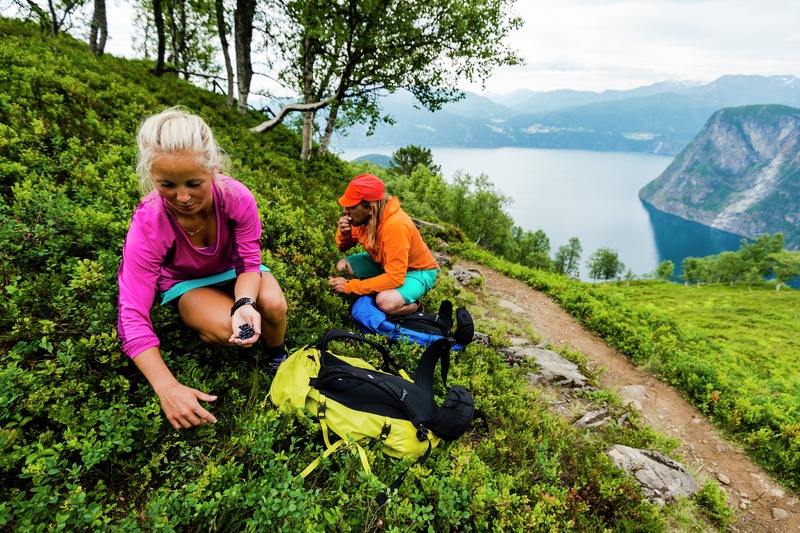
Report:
436,300,454,331
376,441,432,506
318,328,403,374
413,337,453,393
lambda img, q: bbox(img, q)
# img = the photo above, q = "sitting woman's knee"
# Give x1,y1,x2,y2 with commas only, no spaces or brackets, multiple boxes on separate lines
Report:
375,291,404,314
336,258,353,275
260,294,288,321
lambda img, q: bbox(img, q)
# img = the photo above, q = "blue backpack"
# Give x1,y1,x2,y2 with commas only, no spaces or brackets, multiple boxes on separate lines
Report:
351,295,474,351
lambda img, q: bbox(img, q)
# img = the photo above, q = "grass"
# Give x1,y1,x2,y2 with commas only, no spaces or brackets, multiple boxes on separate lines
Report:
599,280,800,377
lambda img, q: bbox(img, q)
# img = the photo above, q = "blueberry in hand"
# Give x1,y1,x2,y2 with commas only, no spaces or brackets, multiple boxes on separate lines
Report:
238,323,255,340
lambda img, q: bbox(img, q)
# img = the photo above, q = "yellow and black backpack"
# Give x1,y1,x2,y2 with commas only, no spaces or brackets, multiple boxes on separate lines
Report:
269,329,475,503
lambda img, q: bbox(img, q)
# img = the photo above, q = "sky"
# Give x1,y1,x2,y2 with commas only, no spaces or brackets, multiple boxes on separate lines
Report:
465,0,800,94
26,0,800,96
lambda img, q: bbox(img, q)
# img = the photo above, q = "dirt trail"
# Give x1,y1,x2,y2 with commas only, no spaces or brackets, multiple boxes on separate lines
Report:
459,260,799,533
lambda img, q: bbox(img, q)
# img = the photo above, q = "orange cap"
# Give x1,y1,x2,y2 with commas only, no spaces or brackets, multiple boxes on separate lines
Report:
338,174,385,207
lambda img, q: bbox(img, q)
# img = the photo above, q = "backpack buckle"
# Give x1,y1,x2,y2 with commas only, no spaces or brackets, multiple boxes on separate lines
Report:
317,401,326,420
416,425,428,442
380,423,391,440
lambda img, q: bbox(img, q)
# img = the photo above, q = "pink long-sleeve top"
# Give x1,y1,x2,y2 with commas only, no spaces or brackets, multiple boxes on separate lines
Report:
117,176,262,359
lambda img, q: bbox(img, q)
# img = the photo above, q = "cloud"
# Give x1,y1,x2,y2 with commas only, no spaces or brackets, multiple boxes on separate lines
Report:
14,0,797,96
470,0,800,94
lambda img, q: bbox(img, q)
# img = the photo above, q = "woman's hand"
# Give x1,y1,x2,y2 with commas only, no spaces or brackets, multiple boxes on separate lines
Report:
229,304,262,346
132,347,217,429
156,381,218,429
328,276,347,294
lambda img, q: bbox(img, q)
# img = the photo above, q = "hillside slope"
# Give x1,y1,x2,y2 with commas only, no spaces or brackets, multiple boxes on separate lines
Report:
461,259,799,532
1,17,736,531
639,105,800,248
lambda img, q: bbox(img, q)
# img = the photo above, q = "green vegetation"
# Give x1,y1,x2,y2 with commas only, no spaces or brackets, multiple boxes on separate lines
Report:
461,246,800,495
0,17,744,531
587,247,625,282
597,280,800,491
680,233,788,287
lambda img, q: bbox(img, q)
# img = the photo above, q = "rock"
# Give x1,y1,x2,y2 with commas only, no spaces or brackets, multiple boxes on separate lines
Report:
432,251,451,267
449,264,483,285
771,507,789,520
472,331,491,347
498,346,591,389
618,385,646,404
508,337,529,346
624,399,643,412
498,299,525,314
573,409,612,429
717,472,731,485
606,445,702,506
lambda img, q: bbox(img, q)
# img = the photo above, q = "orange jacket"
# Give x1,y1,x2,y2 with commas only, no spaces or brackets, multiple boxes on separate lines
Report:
335,196,437,295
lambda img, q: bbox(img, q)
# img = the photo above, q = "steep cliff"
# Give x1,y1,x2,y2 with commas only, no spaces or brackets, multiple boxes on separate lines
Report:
639,105,800,249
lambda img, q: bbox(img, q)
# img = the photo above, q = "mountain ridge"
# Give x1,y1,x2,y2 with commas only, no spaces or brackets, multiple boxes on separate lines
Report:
335,75,800,156
639,104,800,248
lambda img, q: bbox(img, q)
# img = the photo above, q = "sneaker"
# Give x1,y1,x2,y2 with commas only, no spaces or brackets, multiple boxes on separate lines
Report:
266,351,288,376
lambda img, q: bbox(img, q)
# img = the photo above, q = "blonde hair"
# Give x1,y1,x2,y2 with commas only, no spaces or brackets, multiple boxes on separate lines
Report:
363,196,389,249
135,106,229,196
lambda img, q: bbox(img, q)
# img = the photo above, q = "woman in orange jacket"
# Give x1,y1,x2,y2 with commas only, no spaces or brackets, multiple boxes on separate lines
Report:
328,174,438,315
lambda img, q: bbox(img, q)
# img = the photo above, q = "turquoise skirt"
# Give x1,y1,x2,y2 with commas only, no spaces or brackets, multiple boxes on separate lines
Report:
160,265,271,305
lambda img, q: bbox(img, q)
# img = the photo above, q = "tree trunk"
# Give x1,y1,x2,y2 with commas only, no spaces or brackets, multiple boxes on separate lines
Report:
300,35,317,160
233,0,256,114
214,0,235,108
46,0,58,36
300,111,314,161
167,4,176,64
318,99,341,156
152,0,166,76
88,0,107,55
176,0,188,79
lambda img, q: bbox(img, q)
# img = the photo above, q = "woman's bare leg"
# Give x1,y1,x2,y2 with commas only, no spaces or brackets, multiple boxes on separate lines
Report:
178,273,287,348
255,273,287,348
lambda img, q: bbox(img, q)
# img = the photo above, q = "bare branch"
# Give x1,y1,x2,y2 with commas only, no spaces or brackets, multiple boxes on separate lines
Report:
249,98,334,133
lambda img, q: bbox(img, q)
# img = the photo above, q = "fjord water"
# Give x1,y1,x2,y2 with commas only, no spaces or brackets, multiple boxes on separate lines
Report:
338,146,746,279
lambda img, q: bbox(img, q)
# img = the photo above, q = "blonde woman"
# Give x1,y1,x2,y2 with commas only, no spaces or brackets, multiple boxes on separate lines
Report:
328,174,438,315
118,107,288,429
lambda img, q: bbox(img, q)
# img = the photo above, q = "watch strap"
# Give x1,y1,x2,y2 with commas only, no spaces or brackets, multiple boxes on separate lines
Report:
231,297,257,316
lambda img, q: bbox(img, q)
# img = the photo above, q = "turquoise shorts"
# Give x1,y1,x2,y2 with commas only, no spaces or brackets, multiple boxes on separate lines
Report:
345,252,438,304
160,265,271,305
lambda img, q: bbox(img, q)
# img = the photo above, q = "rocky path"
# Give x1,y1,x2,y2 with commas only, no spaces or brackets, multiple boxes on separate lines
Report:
459,260,799,532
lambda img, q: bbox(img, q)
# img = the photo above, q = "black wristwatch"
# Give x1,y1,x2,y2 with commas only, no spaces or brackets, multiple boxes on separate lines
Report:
231,297,257,316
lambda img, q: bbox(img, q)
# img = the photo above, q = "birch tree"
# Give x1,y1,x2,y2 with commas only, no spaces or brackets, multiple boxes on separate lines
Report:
252,0,522,160
88,0,107,55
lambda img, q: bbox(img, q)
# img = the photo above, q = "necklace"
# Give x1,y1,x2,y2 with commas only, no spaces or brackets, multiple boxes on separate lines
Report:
180,210,211,236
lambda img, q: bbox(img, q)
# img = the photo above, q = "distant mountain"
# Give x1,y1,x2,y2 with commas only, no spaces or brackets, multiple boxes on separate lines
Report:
335,75,800,156
639,104,800,249
351,153,393,167
492,80,701,114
